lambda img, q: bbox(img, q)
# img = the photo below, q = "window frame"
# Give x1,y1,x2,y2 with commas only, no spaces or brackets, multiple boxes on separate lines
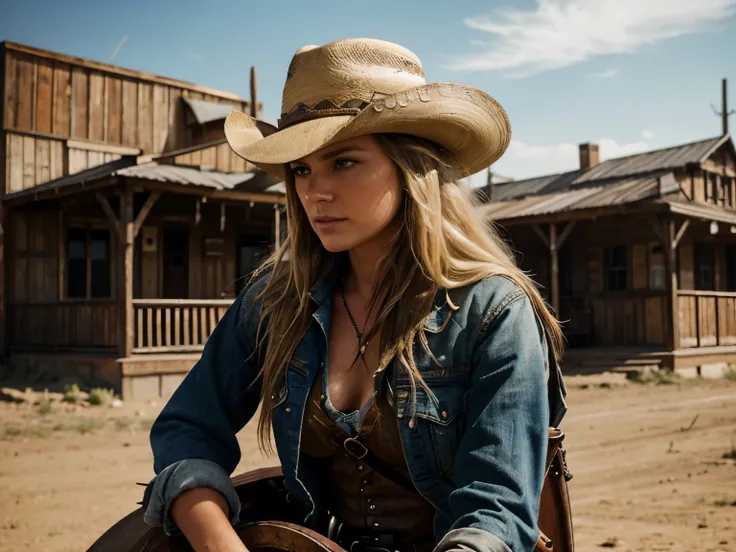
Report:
63,222,116,302
604,245,628,292
694,243,716,291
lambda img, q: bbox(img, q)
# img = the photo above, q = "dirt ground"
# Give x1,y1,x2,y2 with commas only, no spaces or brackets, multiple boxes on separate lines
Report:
1,373,735,552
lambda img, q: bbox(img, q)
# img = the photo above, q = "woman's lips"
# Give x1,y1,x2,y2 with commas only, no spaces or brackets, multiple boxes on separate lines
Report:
314,217,347,230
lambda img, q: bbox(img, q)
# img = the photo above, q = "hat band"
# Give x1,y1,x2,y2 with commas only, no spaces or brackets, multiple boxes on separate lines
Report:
278,99,370,130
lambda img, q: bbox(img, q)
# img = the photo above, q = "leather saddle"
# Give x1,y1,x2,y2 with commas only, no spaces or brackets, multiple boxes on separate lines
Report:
86,428,573,552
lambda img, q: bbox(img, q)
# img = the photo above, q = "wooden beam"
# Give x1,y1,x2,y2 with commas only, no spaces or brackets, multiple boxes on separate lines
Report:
250,67,258,118
532,224,549,247
133,190,161,238
140,180,285,205
274,204,281,250
549,224,560,317
95,192,123,243
673,219,690,250
557,221,576,248
664,218,680,353
118,186,134,358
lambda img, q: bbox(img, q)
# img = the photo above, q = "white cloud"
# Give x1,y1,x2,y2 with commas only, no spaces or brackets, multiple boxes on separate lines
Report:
591,68,617,78
188,52,205,62
641,129,656,139
448,0,736,77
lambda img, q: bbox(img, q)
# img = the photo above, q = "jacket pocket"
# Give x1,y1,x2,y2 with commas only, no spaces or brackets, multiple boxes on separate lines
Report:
399,370,468,478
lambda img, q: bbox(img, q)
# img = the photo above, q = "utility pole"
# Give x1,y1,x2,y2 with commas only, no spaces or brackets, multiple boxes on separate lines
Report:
713,78,735,136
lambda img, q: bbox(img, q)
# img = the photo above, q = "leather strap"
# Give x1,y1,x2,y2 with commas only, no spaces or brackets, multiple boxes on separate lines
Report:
343,436,417,493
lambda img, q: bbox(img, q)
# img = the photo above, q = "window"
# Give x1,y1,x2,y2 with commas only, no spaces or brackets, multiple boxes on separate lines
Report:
710,173,720,204
694,244,716,291
649,244,666,290
604,246,628,291
66,227,111,299
727,245,736,292
724,177,734,208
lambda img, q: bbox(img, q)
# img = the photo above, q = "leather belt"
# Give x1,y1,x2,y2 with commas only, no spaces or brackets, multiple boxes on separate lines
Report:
328,516,436,552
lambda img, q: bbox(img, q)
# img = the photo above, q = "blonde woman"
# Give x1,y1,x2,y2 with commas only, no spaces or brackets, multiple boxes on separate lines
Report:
142,38,568,552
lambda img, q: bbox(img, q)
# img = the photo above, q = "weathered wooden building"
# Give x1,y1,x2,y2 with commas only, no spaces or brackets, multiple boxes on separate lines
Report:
480,136,736,374
0,41,284,398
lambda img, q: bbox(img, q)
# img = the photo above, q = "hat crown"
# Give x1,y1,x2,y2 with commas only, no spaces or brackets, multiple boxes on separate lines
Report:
281,38,427,114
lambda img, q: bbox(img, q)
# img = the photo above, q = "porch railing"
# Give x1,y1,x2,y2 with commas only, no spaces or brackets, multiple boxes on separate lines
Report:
678,290,736,348
132,299,233,353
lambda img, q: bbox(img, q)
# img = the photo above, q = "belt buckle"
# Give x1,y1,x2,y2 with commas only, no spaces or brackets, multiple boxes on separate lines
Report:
343,437,369,459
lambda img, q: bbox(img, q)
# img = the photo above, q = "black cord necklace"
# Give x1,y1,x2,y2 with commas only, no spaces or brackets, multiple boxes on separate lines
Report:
340,282,369,356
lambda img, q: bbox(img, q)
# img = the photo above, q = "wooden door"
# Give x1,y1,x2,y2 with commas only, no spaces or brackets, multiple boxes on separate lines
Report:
162,224,189,298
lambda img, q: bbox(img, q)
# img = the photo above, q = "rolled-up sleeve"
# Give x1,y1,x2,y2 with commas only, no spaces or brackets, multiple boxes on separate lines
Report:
438,290,549,552
141,280,265,536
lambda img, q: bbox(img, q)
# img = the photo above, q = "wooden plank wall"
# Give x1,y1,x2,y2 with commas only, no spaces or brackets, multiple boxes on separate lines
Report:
7,209,118,350
188,222,238,299
4,49,249,153
4,133,65,192
3,131,134,192
3,47,251,191
172,142,248,173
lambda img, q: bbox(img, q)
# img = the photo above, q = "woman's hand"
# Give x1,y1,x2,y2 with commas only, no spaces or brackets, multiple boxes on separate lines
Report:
171,487,249,552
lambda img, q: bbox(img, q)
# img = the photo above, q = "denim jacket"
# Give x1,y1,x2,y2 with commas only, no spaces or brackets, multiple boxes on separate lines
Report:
143,269,568,552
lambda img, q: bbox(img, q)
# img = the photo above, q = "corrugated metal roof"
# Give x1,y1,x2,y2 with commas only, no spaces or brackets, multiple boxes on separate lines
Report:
182,97,236,125
482,173,679,221
116,162,259,190
575,136,725,183
488,135,728,202
490,171,580,201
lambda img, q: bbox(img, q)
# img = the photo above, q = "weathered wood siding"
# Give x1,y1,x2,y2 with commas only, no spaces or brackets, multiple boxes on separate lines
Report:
2,43,251,192
170,141,248,173
6,209,118,350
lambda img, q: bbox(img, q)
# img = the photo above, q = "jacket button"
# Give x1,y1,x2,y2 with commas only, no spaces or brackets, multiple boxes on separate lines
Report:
441,411,448,418
369,504,376,510
357,465,364,471
285,407,291,413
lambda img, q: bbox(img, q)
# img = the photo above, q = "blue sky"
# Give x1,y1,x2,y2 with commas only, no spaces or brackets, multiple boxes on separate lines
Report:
3,0,736,186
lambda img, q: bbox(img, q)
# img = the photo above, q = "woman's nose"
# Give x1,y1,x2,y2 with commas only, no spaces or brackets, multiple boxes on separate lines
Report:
305,175,334,203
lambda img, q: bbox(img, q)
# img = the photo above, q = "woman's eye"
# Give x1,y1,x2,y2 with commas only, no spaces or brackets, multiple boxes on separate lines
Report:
291,166,310,177
334,158,357,171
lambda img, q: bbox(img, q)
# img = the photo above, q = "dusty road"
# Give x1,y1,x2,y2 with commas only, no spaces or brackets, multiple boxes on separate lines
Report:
1,374,735,552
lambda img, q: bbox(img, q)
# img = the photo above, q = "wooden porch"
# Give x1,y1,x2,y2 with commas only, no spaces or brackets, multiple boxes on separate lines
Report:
2,146,284,399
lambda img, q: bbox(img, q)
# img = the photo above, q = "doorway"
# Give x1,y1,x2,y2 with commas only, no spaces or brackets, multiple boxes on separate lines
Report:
162,224,189,298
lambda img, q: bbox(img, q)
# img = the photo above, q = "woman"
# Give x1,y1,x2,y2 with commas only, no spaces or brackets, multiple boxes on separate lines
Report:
142,38,567,552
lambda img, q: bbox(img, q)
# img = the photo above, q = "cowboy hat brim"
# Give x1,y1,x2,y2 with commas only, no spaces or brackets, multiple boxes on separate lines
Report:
224,83,511,179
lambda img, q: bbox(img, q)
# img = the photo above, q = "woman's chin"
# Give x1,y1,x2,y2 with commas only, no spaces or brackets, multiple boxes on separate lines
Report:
318,235,356,253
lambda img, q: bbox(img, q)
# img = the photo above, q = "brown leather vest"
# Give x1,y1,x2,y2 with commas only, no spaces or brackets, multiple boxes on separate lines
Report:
300,373,437,546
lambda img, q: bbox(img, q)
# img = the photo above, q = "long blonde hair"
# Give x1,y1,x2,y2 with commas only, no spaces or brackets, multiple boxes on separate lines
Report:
248,133,563,453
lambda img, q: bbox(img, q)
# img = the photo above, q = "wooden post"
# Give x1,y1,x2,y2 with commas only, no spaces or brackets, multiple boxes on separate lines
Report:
118,185,134,358
250,67,258,119
274,204,281,250
664,218,680,353
550,224,559,316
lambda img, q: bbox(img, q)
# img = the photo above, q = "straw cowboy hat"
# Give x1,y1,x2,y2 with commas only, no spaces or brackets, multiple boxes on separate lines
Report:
225,38,511,179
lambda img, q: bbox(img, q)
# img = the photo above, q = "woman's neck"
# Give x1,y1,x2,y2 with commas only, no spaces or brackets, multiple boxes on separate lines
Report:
346,244,380,302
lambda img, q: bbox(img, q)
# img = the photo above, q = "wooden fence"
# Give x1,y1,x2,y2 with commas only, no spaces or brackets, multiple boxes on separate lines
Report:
678,291,736,348
132,299,232,353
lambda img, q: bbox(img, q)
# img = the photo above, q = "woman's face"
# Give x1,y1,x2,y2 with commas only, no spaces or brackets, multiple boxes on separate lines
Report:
290,135,403,253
